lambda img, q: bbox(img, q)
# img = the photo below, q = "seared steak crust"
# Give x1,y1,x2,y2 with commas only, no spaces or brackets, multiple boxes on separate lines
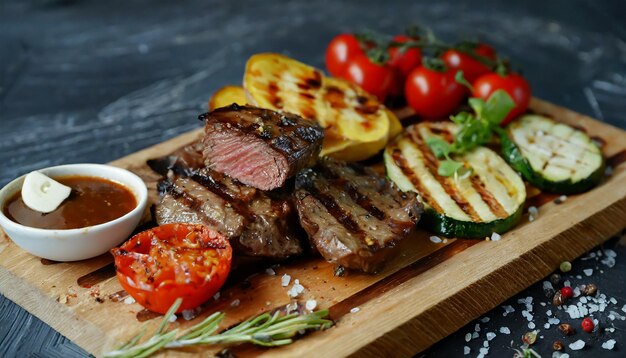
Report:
148,145,304,259
201,104,323,190
294,158,422,273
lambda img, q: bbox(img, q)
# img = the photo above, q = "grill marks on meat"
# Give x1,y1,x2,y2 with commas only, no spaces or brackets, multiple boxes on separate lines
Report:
201,104,323,190
149,146,303,259
294,159,422,273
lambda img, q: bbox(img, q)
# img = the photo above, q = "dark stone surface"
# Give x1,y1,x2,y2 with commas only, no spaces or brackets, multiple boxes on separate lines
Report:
0,0,625,356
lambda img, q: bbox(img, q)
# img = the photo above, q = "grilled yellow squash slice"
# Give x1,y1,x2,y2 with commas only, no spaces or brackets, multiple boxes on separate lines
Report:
208,85,247,110
244,53,397,161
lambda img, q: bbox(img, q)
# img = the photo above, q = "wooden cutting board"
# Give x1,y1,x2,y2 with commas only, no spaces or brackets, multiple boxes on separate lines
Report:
1,98,625,357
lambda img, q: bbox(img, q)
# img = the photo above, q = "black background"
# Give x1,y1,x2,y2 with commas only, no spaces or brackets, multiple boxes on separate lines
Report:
1,0,625,356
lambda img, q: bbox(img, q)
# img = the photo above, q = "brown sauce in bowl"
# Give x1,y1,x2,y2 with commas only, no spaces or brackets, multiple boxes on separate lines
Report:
3,176,137,230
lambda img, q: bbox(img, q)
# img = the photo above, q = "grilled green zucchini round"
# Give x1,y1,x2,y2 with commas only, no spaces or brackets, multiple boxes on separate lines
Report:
384,122,526,239
500,114,604,194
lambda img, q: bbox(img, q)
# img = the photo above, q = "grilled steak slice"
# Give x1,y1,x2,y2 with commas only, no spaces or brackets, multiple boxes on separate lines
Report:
148,146,304,259
201,104,324,190
294,158,422,273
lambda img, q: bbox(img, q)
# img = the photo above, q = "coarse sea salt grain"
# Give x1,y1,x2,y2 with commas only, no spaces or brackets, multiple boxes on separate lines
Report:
566,305,580,319
472,332,479,339
430,236,442,243
305,299,317,311
602,339,616,350
475,323,481,332
350,307,360,313
499,327,510,334
123,296,135,305
552,352,570,358
465,333,472,342
213,292,220,300
544,323,550,329
528,322,536,329
548,317,560,325
230,299,240,307
569,340,585,350
481,317,490,323
490,232,501,241
281,274,291,287
168,314,177,322
622,304,626,313
502,305,515,316
583,268,593,276
265,268,276,276
464,346,470,355
288,279,305,298
486,332,496,341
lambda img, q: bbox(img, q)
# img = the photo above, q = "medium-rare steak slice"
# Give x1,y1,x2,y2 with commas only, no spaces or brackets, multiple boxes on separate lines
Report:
201,104,324,190
294,158,422,273
148,146,304,259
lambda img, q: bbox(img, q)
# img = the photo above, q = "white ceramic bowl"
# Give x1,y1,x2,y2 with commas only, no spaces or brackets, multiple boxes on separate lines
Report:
0,164,148,261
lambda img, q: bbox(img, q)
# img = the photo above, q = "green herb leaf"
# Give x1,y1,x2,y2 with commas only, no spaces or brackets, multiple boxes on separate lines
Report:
426,137,452,159
482,89,515,125
438,159,464,176
454,70,474,92
468,97,486,117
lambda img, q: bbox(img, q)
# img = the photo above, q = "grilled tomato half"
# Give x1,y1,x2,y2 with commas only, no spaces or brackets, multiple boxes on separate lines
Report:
111,223,232,314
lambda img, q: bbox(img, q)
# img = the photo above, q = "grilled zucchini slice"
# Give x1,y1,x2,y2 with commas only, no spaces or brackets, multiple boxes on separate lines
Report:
209,85,247,110
244,53,394,161
501,114,604,194
384,122,526,238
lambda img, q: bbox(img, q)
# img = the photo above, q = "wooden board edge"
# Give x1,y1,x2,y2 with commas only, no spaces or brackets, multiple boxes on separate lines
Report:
262,184,626,358
352,197,626,357
0,266,112,356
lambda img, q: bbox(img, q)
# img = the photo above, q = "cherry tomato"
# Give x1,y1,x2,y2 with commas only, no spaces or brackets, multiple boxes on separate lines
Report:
442,43,496,84
111,223,232,314
474,43,497,61
325,34,363,77
388,35,422,77
343,54,396,101
404,66,466,119
473,72,531,125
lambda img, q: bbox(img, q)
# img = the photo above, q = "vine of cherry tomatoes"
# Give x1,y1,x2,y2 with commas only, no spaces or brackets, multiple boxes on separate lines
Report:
325,30,531,125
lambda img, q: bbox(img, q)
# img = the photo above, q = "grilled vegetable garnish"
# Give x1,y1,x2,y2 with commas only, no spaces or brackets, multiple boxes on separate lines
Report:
384,122,526,238
208,86,247,110
501,114,604,194
243,53,401,161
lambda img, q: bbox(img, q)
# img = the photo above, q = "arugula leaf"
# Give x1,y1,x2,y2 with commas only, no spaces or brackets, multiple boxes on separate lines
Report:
483,89,515,125
427,87,516,177
438,159,464,176
425,137,451,159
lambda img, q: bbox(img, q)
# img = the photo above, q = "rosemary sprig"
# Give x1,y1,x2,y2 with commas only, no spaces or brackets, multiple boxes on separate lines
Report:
104,299,333,358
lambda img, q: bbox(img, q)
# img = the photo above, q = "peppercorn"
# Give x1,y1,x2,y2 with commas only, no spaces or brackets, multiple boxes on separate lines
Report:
552,291,564,306
549,273,562,286
561,286,574,299
560,261,572,273
553,340,564,351
559,323,575,335
582,317,595,333
582,283,598,296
